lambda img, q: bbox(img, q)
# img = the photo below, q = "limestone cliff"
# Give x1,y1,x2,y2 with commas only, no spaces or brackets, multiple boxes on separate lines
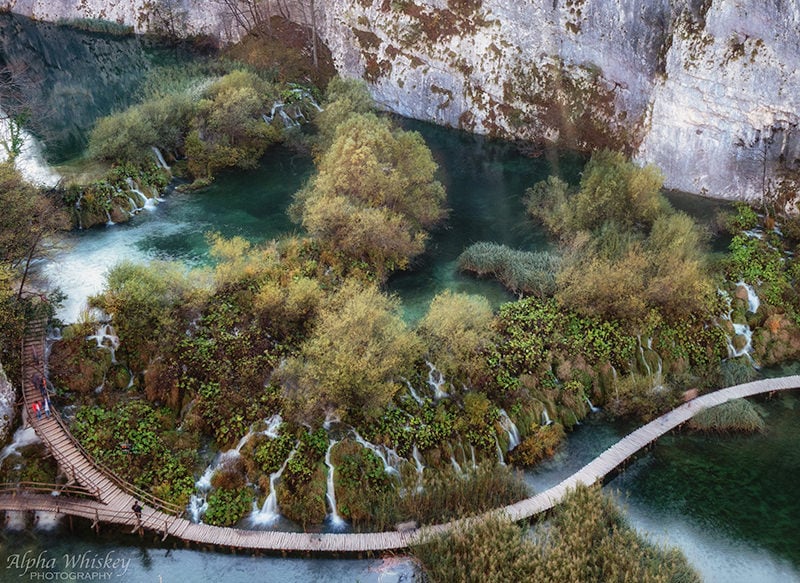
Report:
3,0,799,203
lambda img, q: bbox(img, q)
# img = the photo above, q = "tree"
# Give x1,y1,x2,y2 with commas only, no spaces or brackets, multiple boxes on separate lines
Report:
294,113,447,279
278,281,422,422
418,291,495,387
147,0,190,45
0,162,68,298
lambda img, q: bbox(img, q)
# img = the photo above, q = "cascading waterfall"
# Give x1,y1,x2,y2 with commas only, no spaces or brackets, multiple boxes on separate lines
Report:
324,440,346,529
541,409,553,426
0,426,41,463
0,106,60,187
497,409,521,451
426,361,448,400
352,430,401,476
151,146,171,170
105,210,115,226
87,323,120,364
720,286,759,360
250,447,297,526
262,414,282,439
412,445,426,491
470,444,477,468
585,397,600,413
494,435,506,466
402,377,424,405
188,425,258,522
450,454,463,474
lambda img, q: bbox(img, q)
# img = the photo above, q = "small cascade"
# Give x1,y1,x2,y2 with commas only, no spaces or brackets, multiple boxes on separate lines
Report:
450,455,463,474
585,397,600,413
719,288,757,361
250,448,297,526
426,361,448,400
0,426,41,463
151,146,171,170
411,445,425,476
738,281,761,314
87,323,120,364
637,336,652,377
352,430,400,476
188,462,215,522
105,210,115,226
541,409,553,426
324,441,346,529
497,409,521,451
469,444,477,468
262,414,282,439
402,378,424,405
494,435,506,466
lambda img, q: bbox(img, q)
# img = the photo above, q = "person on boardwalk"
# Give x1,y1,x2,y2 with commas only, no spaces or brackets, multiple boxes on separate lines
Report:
132,500,143,522
43,397,51,418
39,375,48,399
32,400,42,420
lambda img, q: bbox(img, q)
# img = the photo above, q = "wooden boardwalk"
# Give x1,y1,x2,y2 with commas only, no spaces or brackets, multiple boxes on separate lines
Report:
6,319,800,552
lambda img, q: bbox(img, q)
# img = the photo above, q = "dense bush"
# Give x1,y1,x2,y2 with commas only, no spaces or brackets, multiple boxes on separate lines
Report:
203,486,253,527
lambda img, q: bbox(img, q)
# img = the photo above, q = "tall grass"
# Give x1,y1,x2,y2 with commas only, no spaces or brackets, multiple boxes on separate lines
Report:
689,398,765,433
458,242,560,296
57,18,134,36
412,484,700,583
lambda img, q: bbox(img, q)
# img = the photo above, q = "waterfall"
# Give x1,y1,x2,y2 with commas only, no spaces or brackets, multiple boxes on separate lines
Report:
426,361,448,400
87,323,119,364
0,106,60,187
470,444,477,468
188,462,215,522
250,447,297,526
187,426,257,523
498,409,521,451
262,414,282,439
738,281,761,314
151,146,170,170
450,455,463,474
324,441,346,529
637,336,652,377
0,426,41,463
494,435,506,466
541,409,553,426
402,377,424,405
411,445,425,475
352,430,401,476
586,397,600,413
105,210,115,226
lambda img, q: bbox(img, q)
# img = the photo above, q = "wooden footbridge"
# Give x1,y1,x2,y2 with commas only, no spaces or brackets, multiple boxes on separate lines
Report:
4,319,800,552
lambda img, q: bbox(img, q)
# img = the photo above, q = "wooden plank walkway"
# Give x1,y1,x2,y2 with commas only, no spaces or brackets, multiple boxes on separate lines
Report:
9,319,800,552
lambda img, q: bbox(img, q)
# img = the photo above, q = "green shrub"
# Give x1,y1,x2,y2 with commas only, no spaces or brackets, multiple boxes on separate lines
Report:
203,486,253,527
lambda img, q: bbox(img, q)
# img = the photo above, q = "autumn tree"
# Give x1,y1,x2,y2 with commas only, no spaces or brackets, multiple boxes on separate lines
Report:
0,162,68,298
293,113,447,279
278,281,422,422
185,70,281,180
418,291,495,388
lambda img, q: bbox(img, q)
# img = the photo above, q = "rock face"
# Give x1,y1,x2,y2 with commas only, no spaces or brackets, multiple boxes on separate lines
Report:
3,0,799,203
0,361,16,445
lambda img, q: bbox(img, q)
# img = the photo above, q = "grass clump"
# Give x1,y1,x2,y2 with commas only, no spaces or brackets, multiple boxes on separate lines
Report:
458,241,560,296
412,484,700,583
689,398,765,434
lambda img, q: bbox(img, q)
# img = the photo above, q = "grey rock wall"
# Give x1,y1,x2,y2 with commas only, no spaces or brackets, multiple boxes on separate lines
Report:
3,0,799,203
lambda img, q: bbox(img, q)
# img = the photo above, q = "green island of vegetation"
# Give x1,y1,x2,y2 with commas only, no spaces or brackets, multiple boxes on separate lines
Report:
2,17,800,581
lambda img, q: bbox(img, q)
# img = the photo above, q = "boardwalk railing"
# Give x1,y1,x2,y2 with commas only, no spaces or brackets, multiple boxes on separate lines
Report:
12,316,800,552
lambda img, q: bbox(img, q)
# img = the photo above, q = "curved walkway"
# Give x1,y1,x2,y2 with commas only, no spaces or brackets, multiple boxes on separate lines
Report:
9,320,800,552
